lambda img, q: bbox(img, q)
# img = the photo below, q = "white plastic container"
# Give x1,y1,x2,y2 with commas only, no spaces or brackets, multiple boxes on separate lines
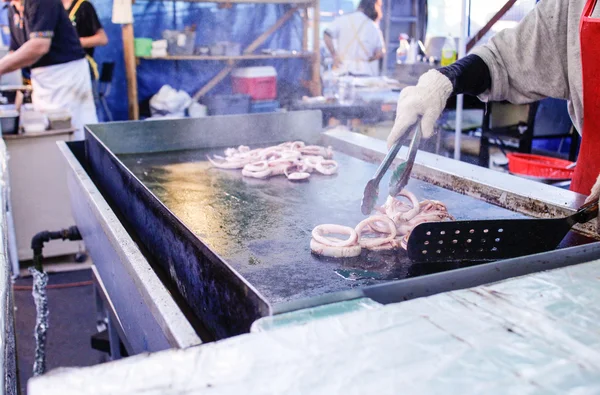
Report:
152,39,168,50
188,102,207,118
20,110,47,133
46,110,72,130
322,59,338,100
406,38,419,64
337,76,355,105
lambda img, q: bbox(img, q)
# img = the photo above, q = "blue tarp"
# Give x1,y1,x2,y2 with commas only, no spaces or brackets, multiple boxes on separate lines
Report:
92,0,307,120
0,1,307,121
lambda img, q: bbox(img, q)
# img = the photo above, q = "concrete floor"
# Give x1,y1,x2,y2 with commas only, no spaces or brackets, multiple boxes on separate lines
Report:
14,268,105,394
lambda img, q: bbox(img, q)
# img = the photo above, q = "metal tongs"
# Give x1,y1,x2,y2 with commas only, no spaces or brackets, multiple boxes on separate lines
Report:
360,121,422,215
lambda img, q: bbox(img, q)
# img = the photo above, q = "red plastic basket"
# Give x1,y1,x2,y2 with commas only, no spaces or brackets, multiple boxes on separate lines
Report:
507,153,575,180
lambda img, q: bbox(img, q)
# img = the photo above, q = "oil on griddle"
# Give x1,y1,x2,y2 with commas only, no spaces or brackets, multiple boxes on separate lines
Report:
120,148,527,304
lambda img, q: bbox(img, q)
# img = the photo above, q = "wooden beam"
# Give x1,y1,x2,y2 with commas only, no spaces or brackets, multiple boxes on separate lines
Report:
192,66,236,100
466,0,517,53
192,6,300,100
122,24,139,120
302,7,309,53
310,0,321,96
244,6,299,54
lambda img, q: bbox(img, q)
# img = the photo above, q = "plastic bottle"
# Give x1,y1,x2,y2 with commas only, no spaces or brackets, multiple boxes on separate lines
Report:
440,34,457,66
396,34,410,64
322,59,338,100
406,38,419,64
337,76,355,105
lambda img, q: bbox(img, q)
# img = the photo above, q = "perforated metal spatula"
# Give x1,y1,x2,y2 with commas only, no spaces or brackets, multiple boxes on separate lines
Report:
407,200,599,263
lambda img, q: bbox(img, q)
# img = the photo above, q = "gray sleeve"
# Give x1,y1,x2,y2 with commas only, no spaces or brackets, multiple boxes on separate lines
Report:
472,0,570,104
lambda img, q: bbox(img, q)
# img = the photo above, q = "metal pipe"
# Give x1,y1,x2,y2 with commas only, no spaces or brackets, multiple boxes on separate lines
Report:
31,226,81,272
454,0,468,161
29,226,82,376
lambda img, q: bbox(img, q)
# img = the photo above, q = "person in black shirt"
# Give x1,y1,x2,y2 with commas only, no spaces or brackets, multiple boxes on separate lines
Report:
6,0,84,68
0,0,98,139
63,0,108,79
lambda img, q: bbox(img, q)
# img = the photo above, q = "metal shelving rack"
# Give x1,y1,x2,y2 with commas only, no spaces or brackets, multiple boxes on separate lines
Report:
382,0,424,73
123,0,321,120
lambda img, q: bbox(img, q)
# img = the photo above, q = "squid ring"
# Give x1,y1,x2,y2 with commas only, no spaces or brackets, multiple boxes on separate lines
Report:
311,224,358,247
285,163,311,181
355,215,397,248
310,239,362,258
315,160,338,175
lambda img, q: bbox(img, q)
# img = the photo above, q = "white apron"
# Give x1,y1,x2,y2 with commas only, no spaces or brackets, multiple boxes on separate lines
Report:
31,58,98,141
337,15,379,76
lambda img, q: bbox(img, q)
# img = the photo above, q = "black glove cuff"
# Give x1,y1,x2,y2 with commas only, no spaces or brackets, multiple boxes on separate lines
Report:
437,54,492,97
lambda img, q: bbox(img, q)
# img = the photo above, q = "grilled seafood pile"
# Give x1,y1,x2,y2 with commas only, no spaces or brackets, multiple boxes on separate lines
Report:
310,190,454,257
207,142,338,181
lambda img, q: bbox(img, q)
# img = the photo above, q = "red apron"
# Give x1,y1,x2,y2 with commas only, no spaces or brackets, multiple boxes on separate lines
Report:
571,0,600,194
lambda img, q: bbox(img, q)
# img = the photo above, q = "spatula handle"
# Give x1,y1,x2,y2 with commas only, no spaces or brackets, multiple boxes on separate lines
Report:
573,199,599,224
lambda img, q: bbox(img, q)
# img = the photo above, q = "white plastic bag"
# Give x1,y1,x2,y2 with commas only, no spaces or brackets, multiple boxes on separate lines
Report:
149,85,193,117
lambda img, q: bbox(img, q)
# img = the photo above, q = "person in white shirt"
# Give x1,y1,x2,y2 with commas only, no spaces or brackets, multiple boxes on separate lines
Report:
323,0,385,77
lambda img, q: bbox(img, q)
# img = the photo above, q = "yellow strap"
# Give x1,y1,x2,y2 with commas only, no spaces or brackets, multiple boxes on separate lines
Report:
339,16,370,61
69,0,99,80
69,0,87,21
86,54,99,80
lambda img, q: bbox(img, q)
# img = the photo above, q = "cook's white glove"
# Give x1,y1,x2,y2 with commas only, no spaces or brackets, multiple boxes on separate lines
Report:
584,173,600,204
387,70,454,149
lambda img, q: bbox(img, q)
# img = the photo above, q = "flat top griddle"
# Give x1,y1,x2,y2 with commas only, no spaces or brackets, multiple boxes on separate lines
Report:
120,148,529,305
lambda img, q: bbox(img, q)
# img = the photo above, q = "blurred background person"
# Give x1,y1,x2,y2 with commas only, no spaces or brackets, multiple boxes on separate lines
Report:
323,0,385,77
63,0,108,81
